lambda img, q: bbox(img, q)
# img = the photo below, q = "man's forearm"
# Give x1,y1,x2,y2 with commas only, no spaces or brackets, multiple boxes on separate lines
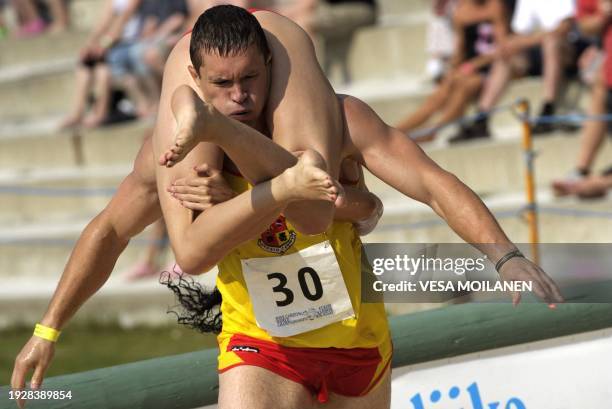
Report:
174,184,286,273
426,171,517,262
39,215,129,329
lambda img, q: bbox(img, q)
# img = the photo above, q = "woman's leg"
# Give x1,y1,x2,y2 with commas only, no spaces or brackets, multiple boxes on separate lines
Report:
255,11,343,179
254,11,345,231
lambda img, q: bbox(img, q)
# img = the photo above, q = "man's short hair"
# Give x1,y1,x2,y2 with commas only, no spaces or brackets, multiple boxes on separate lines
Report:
190,5,271,73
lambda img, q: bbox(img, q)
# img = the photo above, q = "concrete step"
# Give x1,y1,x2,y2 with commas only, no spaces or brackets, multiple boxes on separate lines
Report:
0,217,193,280
0,181,118,225
0,69,75,120
364,190,612,244
3,189,610,284
348,22,427,83
0,231,156,280
359,132,612,198
378,0,429,21
0,266,218,328
0,33,83,69
3,130,610,226
0,121,148,171
343,76,590,128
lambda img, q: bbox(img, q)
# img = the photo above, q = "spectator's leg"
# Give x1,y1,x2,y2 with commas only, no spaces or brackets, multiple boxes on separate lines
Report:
59,65,94,129
436,73,483,125
122,73,152,118
46,0,69,33
143,46,166,77
553,173,612,198
125,218,167,280
576,75,608,173
12,0,45,36
396,77,453,132
83,65,111,128
130,42,160,116
541,31,563,109
478,57,513,113
0,2,7,38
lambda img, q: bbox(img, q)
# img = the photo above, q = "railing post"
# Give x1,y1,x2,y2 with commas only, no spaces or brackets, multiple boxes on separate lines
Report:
515,99,540,265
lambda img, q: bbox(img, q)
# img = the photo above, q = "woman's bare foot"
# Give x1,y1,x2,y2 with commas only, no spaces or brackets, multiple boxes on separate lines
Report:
159,86,218,167
272,150,344,204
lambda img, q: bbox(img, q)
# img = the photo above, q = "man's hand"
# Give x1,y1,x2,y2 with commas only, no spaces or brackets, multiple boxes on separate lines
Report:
498,257,565,306
353,194,384,236
167,164,236,211
11,337,56,409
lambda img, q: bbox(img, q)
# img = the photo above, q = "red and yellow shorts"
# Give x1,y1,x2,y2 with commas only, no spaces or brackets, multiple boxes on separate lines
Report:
218,333,392,403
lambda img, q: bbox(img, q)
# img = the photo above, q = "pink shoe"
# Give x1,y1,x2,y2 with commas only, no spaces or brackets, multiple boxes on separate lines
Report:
16,19,46,38
124,261,157,281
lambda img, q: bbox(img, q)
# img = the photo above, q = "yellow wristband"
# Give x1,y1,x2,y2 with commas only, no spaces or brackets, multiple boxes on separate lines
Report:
33,323,61,343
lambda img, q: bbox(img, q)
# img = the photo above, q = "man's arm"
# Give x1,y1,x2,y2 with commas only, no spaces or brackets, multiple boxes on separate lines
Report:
342,95,563,304
11,139,161,401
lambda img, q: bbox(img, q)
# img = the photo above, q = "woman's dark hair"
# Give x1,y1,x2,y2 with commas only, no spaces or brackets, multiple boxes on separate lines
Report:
190,5,271,73
160,270,223,334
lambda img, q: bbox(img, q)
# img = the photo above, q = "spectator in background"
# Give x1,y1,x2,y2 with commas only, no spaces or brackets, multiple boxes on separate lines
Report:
122,0,190,119
12,0,46,37
10,0,69,36
42,0,70,33
59,0,142,129
0,0,7,40
553,0,612,198
426,0,457,82
454,0,575,142
396,0,509,141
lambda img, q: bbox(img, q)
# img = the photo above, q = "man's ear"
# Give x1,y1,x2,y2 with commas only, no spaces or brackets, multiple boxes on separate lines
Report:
188,65,201,85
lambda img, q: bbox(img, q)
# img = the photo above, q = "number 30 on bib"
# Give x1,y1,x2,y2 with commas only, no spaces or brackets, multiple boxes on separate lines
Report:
241,241,355,337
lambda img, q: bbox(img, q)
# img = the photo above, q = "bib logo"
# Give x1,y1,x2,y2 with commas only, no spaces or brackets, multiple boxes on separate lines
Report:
258,215,297,254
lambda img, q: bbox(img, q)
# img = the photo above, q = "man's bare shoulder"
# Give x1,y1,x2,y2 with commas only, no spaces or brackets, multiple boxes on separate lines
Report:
338,94,388,134
336,94,394,158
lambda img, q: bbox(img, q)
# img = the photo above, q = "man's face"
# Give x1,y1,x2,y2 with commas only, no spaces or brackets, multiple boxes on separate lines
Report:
190,44,270,128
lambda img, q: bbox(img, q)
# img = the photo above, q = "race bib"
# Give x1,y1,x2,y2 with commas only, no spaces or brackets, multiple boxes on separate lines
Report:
241,241,355,337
